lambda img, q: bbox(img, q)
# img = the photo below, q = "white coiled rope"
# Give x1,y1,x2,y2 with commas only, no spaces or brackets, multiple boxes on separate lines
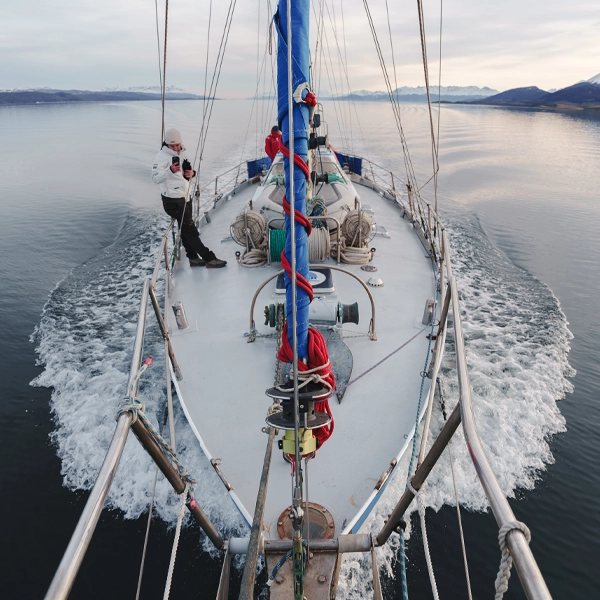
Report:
230,209,268,267
230,209,266,247
341,209,374,246
330,209,374,264
494,521,531,599
308,227,330,261
333,240,372,264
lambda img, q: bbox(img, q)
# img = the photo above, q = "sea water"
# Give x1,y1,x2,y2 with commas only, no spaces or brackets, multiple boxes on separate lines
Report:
0,100,598,599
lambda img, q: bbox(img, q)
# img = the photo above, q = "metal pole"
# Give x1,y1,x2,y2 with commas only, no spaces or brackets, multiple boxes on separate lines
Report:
417,283,452,466
450,277,551,600
163,245,177,452
239,427,276,599
186,497,225,550
148,283,182,381
45,278,151,600
376,403,462,546
130,420,185,494
45,417,133,600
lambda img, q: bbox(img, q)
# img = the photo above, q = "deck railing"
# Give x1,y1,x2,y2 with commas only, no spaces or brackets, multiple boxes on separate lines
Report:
191,159,258,225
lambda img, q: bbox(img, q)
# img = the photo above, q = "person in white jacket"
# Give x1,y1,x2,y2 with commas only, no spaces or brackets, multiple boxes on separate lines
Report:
152,128,227,268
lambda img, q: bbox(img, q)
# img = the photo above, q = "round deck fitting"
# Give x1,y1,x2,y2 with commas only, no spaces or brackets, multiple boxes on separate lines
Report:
367,277,384,287
361,264,378,272
276,502,335,540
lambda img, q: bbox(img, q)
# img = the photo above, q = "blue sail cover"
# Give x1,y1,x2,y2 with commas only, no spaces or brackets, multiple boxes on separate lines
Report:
274,0,311,359
247,157,271,178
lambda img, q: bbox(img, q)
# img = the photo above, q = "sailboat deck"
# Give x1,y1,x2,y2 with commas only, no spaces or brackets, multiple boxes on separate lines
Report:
169,179,436,536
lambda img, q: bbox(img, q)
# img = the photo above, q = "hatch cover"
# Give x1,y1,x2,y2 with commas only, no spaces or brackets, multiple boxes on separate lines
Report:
276,502,335,540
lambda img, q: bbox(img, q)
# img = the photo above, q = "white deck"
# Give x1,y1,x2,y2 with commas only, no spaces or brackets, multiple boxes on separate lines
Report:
169,177,437,538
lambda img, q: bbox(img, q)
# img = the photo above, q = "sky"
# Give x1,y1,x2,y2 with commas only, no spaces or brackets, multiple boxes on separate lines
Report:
1,0,598,97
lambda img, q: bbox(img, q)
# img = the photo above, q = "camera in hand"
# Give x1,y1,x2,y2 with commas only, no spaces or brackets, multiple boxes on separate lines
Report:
171,156,180,166
182,159,192,172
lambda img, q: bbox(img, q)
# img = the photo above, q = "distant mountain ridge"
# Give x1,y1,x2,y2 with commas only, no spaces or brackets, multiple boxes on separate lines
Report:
0,87,205,105
470,75,600,109
253,85,498,103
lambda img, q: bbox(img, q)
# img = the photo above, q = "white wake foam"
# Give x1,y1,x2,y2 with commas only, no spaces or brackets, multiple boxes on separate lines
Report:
31,212,246,541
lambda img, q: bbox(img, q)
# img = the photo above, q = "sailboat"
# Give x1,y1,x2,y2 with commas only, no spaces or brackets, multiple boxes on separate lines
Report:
45,1,553,599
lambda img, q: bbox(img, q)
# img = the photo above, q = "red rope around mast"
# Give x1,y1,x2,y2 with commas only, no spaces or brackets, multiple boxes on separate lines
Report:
277,141,335,451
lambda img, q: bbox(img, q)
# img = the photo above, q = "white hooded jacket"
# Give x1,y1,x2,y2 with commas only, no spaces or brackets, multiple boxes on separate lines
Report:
151,145,194,200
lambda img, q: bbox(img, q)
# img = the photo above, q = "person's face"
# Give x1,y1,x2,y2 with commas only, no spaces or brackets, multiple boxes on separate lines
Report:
167,143,182,153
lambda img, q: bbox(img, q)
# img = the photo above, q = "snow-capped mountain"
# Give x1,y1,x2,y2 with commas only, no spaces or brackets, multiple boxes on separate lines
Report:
101,85,191,94
587,73,600,85
393,85,497,97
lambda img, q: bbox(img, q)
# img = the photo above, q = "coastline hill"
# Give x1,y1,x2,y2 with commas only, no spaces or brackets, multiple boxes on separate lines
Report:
471,74,600,109
472,86,549,106
0,86,205,105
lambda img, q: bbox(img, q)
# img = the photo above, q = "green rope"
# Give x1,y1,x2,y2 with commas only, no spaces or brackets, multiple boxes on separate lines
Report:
269,229,286,262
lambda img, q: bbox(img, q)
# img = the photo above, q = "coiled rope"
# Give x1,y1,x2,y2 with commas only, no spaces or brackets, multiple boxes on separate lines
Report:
230,210,268,267
269,229,286,262
277,322,335,450
495,521,531,599
333,240,371,264
230,210,266,247
341,209,374,246
328,209,373,264
308,227,330,261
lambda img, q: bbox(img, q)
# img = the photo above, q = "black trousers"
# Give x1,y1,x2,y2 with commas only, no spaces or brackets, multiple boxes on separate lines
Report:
162,197,216,262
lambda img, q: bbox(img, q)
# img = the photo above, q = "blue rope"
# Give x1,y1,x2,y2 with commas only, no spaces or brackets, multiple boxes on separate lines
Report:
265,540,307,588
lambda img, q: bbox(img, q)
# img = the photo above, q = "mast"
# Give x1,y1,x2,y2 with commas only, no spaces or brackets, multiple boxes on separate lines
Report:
275,0,311,360
274,2,312,598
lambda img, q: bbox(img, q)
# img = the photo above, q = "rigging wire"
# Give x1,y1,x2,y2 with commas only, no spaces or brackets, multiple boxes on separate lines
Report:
154,0,164,144
325,1,352,150
435,0,444,213
416,0,440,212
237,8,276,168
191,0,238,182
361,0,422,198
312,0,373,161
160,0,170,143
202,0,214,142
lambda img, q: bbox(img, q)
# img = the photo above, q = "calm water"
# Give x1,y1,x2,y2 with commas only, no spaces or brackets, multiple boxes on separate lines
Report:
0,100,598,599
